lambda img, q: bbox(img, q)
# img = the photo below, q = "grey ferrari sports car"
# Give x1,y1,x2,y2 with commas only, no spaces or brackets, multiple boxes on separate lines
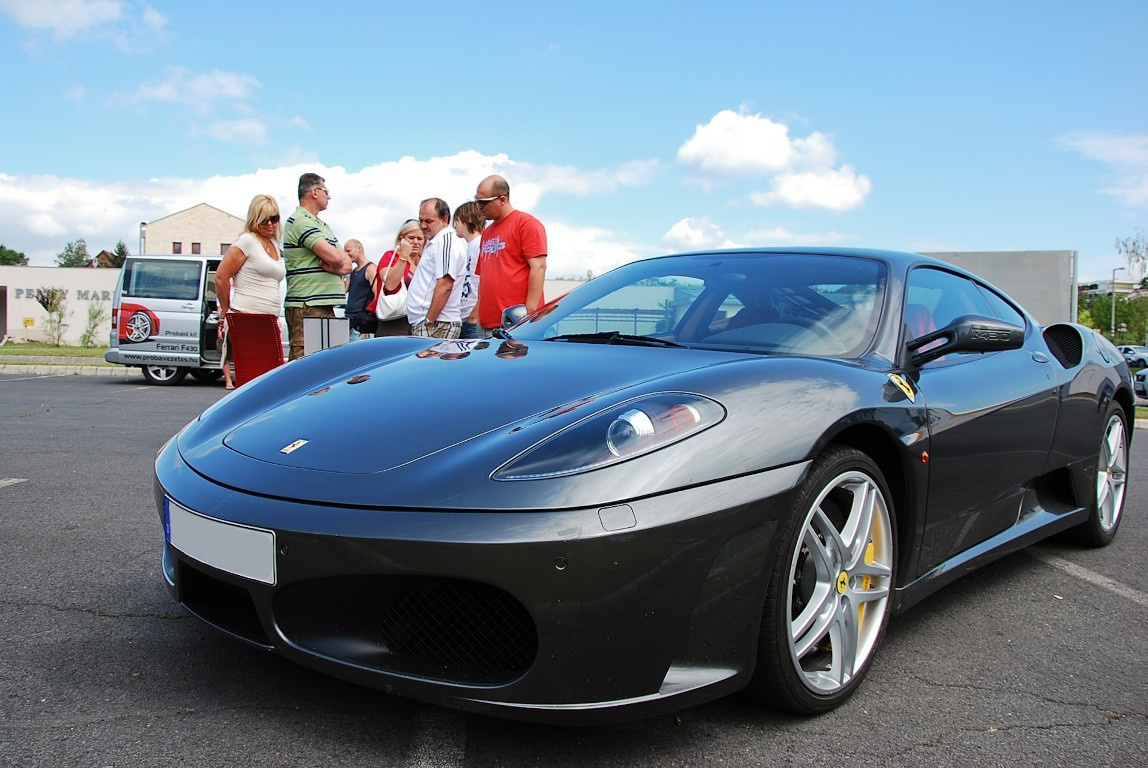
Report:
155,247,1132,724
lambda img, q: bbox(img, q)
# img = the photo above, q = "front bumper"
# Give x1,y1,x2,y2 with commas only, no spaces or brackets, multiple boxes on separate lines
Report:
154,441,807,723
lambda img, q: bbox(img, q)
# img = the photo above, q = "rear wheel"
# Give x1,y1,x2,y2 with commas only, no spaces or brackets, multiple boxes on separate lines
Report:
141,365,187,386
1069,404,1128,547
749,445,896,714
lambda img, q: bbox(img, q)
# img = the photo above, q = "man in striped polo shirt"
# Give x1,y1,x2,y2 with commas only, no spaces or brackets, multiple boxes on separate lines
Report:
283,173,352,360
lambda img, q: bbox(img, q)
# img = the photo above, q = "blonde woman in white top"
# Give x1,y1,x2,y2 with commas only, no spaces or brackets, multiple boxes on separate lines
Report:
215,194,287,388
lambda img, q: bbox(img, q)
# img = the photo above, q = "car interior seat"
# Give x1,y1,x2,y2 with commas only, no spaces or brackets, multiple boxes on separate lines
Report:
904,303,936,340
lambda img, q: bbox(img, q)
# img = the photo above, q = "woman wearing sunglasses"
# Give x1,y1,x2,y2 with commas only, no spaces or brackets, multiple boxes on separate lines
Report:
214,194,287,389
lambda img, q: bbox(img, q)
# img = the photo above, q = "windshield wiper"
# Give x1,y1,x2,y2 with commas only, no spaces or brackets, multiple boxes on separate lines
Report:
547,331,685,348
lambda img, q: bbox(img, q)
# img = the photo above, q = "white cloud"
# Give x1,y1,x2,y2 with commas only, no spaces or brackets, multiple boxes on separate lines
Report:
200,118,268,145
509,159,660,199
677,108,871,212
677,110,796,176
0,0,122,36
128,68,260,114
662,218,739,251
1059,131,1148,208
544,220,652,279
0,153,654,279
750,165,872,211
0,0,166,50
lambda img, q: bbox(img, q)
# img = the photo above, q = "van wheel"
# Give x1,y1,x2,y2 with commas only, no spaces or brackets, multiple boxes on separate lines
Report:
141,365,187,386
189,368,223,382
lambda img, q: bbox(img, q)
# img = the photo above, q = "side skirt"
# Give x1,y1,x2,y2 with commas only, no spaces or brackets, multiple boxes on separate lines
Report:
892,504,1088,614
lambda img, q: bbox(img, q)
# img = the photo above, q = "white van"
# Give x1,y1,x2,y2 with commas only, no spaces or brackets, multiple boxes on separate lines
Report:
104,255,227,385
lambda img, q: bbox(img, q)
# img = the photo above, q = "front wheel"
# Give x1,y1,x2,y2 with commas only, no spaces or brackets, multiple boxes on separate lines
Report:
748,445,896,714
140,365,188,386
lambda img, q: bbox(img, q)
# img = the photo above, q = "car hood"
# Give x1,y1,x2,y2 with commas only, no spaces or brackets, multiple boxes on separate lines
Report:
175,336,789,507
225,339,741,472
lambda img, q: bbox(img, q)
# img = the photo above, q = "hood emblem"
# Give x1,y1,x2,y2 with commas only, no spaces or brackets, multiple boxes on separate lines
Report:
280,439,309,455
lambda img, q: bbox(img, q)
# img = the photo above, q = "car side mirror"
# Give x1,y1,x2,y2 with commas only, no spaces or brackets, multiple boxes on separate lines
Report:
907,313,1024,367
502,304,528,329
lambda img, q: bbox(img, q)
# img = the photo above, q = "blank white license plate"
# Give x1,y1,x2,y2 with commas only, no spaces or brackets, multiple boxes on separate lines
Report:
165,498,276,584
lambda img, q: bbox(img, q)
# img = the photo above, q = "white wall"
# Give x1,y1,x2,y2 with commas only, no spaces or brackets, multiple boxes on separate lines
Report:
0,266,119,346
1,266,591,347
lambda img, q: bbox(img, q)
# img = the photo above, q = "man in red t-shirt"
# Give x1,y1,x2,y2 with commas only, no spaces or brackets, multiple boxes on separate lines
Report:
469,175,547,333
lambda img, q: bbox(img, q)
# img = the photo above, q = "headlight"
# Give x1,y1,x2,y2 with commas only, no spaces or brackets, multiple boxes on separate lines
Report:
494,393,725,480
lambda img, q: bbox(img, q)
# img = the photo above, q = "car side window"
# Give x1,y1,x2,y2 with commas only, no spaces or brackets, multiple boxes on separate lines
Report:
905,268,996,335
975,284,1026,328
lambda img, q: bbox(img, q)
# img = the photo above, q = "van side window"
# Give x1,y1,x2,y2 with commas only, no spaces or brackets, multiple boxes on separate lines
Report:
122,260,202,300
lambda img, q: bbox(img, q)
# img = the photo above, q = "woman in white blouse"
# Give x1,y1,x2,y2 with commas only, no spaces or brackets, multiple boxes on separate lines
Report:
215,194,287,389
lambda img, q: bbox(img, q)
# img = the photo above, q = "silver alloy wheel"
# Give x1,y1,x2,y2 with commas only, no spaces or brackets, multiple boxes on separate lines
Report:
787,469,894,694
125,311,153,342
141,365,187,386
1096,412,1128,533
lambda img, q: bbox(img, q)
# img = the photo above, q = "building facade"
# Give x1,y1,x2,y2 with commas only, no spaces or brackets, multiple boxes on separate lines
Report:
143,203,244,257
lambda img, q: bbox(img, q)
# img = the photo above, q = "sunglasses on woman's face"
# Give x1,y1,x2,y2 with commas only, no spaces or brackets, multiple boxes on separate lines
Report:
260,214,281,225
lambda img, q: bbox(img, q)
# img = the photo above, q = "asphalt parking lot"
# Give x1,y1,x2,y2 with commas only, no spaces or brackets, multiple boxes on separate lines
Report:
1,372,1145,767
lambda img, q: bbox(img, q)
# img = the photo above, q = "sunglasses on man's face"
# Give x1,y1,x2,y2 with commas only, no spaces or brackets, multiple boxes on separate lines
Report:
260,214,281,225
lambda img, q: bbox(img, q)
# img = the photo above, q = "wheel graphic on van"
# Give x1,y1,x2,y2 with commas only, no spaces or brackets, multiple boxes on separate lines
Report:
119,304,160,343
125,311,154,342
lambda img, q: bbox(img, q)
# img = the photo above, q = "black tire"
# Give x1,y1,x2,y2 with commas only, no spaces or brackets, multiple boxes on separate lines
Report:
748,445,896,714
140,365,188,386
1067,403,1128,547
189,368,223,382
1133,359,1147,370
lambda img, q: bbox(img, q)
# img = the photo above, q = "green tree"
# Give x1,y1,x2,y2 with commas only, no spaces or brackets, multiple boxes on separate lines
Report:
1079,288,1148,344
0,243,28,265
56,239,91,268
110,240,129,268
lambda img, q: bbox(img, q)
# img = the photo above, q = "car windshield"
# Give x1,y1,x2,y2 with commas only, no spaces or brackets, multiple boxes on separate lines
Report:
513,252,887,358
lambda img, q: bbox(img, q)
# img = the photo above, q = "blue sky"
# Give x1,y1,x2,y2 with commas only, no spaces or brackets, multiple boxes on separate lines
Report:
0,1,1145,283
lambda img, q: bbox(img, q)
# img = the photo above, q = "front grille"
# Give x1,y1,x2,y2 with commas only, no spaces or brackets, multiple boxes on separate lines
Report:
274,576,538,686
380,577,537,684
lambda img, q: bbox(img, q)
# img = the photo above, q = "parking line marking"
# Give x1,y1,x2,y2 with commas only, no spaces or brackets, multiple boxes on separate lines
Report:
1030,549,1148,609
0,478,28,489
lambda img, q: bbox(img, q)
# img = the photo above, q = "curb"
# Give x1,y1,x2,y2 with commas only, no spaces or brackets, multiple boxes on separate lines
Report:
0,363,134,378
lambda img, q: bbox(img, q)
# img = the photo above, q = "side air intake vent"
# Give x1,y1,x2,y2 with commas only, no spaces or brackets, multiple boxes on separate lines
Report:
1043,324,1084,369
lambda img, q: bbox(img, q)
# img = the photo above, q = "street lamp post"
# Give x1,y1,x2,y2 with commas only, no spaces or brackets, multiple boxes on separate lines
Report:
138,222,147,256
1111,266,1125,338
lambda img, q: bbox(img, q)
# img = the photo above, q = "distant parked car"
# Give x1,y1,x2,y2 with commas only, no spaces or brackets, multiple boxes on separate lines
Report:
1135,369,1148,397
1119,345,1148,369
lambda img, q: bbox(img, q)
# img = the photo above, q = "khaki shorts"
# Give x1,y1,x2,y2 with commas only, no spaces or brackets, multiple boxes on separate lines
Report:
286,304,336,361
